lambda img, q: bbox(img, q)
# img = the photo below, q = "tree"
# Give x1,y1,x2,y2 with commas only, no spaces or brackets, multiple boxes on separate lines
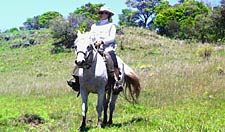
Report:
23,16,41,30
38,11,63,28
154,0,210,40
73,3,104,24
23,18,36,30
178,0,185,4
125,0,161,28
194,14,213,43
208,6,225,42
68,13,92,32
119,9,138,27
154,4,183,38
221,0,225,7
50,3,103,52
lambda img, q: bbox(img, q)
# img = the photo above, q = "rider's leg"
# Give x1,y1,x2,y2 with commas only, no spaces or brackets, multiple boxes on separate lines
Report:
108,51,123,94
67,66,80,92
108,51,119,81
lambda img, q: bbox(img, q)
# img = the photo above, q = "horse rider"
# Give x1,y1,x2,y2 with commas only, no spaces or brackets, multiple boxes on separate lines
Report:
67,6,123,94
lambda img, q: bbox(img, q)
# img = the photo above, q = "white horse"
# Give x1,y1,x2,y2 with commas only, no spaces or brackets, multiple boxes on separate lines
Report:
73,32,141,131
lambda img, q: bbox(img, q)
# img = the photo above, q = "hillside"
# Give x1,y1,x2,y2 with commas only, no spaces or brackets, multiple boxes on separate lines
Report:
0,27,224,131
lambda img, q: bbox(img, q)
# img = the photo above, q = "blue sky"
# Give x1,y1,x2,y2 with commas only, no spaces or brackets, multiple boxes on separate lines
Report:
0,0,221,31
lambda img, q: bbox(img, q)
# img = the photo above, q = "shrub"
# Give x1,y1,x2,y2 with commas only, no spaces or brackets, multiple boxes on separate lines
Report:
196,45,213,61
216,66,224,75
50,17,76,53
50,14,92,53
9,28,19,33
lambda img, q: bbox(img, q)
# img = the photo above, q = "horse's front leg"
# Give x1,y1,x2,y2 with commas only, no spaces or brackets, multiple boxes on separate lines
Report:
96,87,105,128
78,88,88,131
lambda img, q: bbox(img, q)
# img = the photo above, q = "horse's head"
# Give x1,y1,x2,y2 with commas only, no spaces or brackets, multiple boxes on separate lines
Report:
74,31,94,68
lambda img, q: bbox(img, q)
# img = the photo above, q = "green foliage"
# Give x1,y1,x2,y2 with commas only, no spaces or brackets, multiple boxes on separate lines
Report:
119,9,138,27
50,17,76,52
154,0,213,41
73,3,104,23
125,0,161,28
9,28,19,33
208,7,225,43
38,11,63,28
216,66,224,75
67,13,92,32
23,16,40,30
50,13,92,52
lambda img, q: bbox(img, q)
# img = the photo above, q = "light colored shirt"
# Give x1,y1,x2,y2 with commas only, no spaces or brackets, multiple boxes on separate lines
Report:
90,19,117,52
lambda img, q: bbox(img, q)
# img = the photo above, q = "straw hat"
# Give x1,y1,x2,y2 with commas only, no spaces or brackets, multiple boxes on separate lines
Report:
99,6,115,16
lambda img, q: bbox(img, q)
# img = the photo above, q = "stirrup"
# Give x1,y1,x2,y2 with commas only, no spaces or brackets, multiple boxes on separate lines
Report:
113,81,123,95
67,80,80,92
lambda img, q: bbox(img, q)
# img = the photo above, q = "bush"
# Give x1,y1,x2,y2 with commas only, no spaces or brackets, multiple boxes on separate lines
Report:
38,11,63,28
9,28,19,33
50,17,77,53
196,45,213,61
50,14,92,53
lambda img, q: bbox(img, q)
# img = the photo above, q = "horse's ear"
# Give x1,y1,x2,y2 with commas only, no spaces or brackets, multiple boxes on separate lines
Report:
77,30,82,36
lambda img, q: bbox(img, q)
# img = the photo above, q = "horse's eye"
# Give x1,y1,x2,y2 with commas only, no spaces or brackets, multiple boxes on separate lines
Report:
74,45,77,49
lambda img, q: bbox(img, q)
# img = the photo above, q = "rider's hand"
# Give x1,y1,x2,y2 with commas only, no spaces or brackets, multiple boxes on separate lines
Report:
95,40,104,47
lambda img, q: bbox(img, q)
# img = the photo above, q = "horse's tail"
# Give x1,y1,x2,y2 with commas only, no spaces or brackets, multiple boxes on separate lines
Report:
123,63,141,104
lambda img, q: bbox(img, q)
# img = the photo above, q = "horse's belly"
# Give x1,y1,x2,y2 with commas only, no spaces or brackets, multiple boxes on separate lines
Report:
86,86,98,93
80,78,107,93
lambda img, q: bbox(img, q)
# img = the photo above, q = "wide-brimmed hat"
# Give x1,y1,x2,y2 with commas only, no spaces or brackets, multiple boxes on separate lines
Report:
99,6,115,16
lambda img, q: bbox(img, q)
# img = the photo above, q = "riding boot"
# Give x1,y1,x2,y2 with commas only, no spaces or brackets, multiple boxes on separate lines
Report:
113,68,123,95
67,75,80,92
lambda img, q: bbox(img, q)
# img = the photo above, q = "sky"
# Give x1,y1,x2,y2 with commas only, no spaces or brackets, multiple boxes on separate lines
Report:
0,0,221,31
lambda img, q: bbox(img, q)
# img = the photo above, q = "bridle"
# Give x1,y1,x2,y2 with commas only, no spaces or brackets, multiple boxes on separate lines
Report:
75,44,94,69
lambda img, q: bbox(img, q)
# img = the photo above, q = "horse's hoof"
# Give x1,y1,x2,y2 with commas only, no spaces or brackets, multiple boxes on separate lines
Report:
108,119,113,126
103,119,107,125
78,122,86,131
97,120,103,128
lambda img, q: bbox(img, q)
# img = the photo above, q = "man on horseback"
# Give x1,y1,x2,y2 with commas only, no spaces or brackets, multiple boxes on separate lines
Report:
68,6,123,95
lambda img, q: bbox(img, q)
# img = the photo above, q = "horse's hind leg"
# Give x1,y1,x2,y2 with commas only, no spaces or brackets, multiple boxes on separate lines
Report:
108,94,118,125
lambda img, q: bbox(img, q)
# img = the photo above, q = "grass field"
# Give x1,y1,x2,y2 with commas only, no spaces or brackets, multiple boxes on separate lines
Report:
0,27,224,131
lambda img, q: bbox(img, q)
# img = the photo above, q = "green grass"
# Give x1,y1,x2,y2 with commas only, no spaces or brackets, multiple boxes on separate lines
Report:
0,27,224,131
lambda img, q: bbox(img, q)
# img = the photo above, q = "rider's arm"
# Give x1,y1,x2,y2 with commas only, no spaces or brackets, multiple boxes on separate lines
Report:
102,24,116,45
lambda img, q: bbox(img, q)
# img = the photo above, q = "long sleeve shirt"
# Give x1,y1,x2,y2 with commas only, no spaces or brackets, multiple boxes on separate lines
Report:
90,19,117,52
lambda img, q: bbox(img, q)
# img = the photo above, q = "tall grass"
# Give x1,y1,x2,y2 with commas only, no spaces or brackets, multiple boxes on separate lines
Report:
0,27,224,131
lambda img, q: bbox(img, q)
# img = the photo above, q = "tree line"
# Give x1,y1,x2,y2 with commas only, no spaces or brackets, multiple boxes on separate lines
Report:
4,0,225,45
